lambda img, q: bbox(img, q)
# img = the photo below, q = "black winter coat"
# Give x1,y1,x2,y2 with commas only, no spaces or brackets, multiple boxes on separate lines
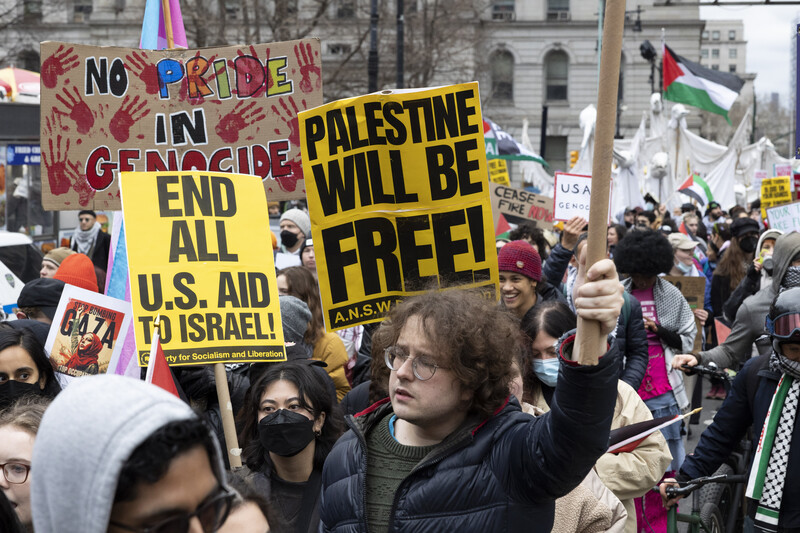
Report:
319,338,620,532
614,293,648,390
679,354,800,528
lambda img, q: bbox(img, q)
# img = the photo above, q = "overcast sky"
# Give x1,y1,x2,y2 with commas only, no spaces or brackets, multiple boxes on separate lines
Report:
701,4,799,106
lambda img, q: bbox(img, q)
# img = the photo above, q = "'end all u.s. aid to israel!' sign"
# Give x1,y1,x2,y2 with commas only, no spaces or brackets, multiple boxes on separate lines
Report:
39,40,322,210
120,170,286,366
300,82,499,331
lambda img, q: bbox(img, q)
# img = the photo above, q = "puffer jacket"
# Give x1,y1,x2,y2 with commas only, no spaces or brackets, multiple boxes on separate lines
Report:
319,339,621,532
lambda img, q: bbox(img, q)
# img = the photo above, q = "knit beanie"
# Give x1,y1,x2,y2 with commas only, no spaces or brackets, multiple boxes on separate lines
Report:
42,247,75,268
280,208,311,238
280,295,313,359
497,240,542,281
54,253,99,292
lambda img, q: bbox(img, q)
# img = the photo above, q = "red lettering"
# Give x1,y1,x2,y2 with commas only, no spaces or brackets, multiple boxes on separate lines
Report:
181,150,208,171
85,147,116,190
209,147,234,173
118,149,140,173
269,140,290,178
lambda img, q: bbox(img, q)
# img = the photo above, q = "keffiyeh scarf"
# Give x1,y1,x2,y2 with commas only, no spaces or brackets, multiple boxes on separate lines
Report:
73,221,101,255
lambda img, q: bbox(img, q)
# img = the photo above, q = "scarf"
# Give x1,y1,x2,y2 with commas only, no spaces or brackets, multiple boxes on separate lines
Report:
745,363,800,532
781,266,800,291
73,221,101,255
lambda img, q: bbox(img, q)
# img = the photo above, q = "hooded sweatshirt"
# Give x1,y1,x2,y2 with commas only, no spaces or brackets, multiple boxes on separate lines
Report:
722,229,783,322
699,231,800,369
31,375,227,533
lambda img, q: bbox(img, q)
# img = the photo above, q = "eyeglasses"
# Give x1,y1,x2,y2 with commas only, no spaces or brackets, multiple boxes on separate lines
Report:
767,312,800,340
109,486,235,533
1,462,30,484
384,346,446,381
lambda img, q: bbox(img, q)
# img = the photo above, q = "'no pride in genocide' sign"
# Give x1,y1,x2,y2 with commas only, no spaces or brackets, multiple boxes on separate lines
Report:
39,40,322,210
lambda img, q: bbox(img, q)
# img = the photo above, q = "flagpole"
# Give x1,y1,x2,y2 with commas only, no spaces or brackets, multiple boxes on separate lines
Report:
145,315,160,383
161,0,175,49
575,0,626,365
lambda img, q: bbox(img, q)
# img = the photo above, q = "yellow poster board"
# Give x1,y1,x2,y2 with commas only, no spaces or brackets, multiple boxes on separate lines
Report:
761,176,793,218
120,171,285,366
488,159,511,186
299,82,499,331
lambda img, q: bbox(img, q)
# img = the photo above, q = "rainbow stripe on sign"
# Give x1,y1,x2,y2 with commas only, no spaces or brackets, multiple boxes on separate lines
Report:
140,0,187,50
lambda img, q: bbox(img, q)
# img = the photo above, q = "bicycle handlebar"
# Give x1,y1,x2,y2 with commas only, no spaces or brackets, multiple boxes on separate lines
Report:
681,363,733,382
664,473,748,498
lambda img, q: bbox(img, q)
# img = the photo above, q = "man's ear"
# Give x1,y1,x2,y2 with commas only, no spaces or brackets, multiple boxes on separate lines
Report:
16,310,27,320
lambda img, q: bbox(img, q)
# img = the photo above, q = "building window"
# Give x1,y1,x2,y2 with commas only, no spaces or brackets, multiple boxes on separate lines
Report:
492,0,514,20
18,51,40,73
491,50,514,101
712,49,719,58
328,43,352,55
336,0,355,18
547,0,569,20
728,30,736,40
701,49,708,58
545,50,568,101
544,136,568,172
23,0,42,22
729,64,736,73
729,48,737,59
72,0,92,22
712,30,720,40
225,0,239,19
711,64,719,70
702,30,709,40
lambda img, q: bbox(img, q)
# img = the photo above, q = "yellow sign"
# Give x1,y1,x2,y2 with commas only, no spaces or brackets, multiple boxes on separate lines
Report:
299,82,499,331
120,171,285,366
488,159,510,186
761,176,793,218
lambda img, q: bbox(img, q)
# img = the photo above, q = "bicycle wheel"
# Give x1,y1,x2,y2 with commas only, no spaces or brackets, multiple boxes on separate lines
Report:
698,463,734,515
700,502,724,533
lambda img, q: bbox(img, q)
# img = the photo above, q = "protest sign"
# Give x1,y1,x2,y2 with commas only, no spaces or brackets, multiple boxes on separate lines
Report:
753,169,767,193
553,172,593,221
39,40,322,210
663,275,706,351
767,201,800,233
120,170,285,365
45,285,132,378
490,182,554,230
761,177,793,218
300,82,499,331
774,163,792,178
488,159,510,186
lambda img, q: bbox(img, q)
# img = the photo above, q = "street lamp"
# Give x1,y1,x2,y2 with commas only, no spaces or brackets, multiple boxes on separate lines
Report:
640,39,658,94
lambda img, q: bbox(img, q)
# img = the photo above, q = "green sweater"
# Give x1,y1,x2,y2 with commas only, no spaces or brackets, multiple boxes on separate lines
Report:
365,414,438,532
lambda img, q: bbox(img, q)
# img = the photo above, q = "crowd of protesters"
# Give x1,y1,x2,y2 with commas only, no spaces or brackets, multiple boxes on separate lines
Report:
2,197,800,533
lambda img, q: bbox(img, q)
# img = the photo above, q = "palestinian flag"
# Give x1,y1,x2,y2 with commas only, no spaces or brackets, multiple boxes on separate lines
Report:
663,44,744,123
678,173,714,206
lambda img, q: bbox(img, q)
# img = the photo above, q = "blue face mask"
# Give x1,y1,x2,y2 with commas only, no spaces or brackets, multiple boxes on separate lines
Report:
645,202,655,211
676,261,693,274
531,358,560,388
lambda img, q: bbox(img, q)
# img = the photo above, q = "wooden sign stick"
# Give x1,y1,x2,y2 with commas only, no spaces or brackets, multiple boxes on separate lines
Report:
214,363,242,468
575,0,626,365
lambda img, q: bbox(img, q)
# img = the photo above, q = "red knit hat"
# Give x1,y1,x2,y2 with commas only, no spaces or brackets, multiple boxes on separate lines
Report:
497,240,542,281
54,253,99,292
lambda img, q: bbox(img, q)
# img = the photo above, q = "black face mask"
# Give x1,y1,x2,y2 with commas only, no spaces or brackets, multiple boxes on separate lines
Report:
258,409,315,457
0,380,44,409
280,230,300,249
739,236,758,254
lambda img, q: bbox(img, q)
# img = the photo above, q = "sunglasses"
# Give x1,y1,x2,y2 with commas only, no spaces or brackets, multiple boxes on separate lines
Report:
109,486,235,533
766,312,800,340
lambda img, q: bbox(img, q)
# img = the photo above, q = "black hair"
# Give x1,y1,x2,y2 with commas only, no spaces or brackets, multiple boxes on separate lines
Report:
0,327,60,398
509,222,550,260
0,491,24,533
638,210,656,224
238,360,343,473
520,300,577,342
225,470,270,519
114,417,218,503
78,210,97,218
608,224,627,242
613,228,675,276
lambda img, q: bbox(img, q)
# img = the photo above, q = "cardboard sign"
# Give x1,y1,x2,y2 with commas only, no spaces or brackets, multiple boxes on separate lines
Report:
767,201,800,233
553,172,592,221
299,82,499,331
120,171,285,366
45,285,132,378
488,159,510,186
663,275,706,310
774,163,792,178
753,169,767,192
761,177,793,218
490,182,554,230
39,40,323,210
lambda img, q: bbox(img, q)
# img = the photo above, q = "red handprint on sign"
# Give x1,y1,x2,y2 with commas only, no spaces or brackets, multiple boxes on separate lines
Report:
125,51,160,95
294,42,321,94
215,101,265,143
54,86,95,134
43,135,81,196
41,45,80,89
271,96,307,192
109,95,151,143
230,45,269,97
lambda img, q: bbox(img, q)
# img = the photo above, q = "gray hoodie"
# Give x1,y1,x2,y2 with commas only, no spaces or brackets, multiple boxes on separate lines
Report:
31,375,226,533
699,231,800,369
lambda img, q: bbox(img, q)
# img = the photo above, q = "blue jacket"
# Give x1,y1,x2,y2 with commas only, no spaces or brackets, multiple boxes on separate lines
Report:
679,355,800,528
319,340,620,532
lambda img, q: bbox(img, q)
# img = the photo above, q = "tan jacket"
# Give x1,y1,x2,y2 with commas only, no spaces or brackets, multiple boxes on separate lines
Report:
531,381,672,533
